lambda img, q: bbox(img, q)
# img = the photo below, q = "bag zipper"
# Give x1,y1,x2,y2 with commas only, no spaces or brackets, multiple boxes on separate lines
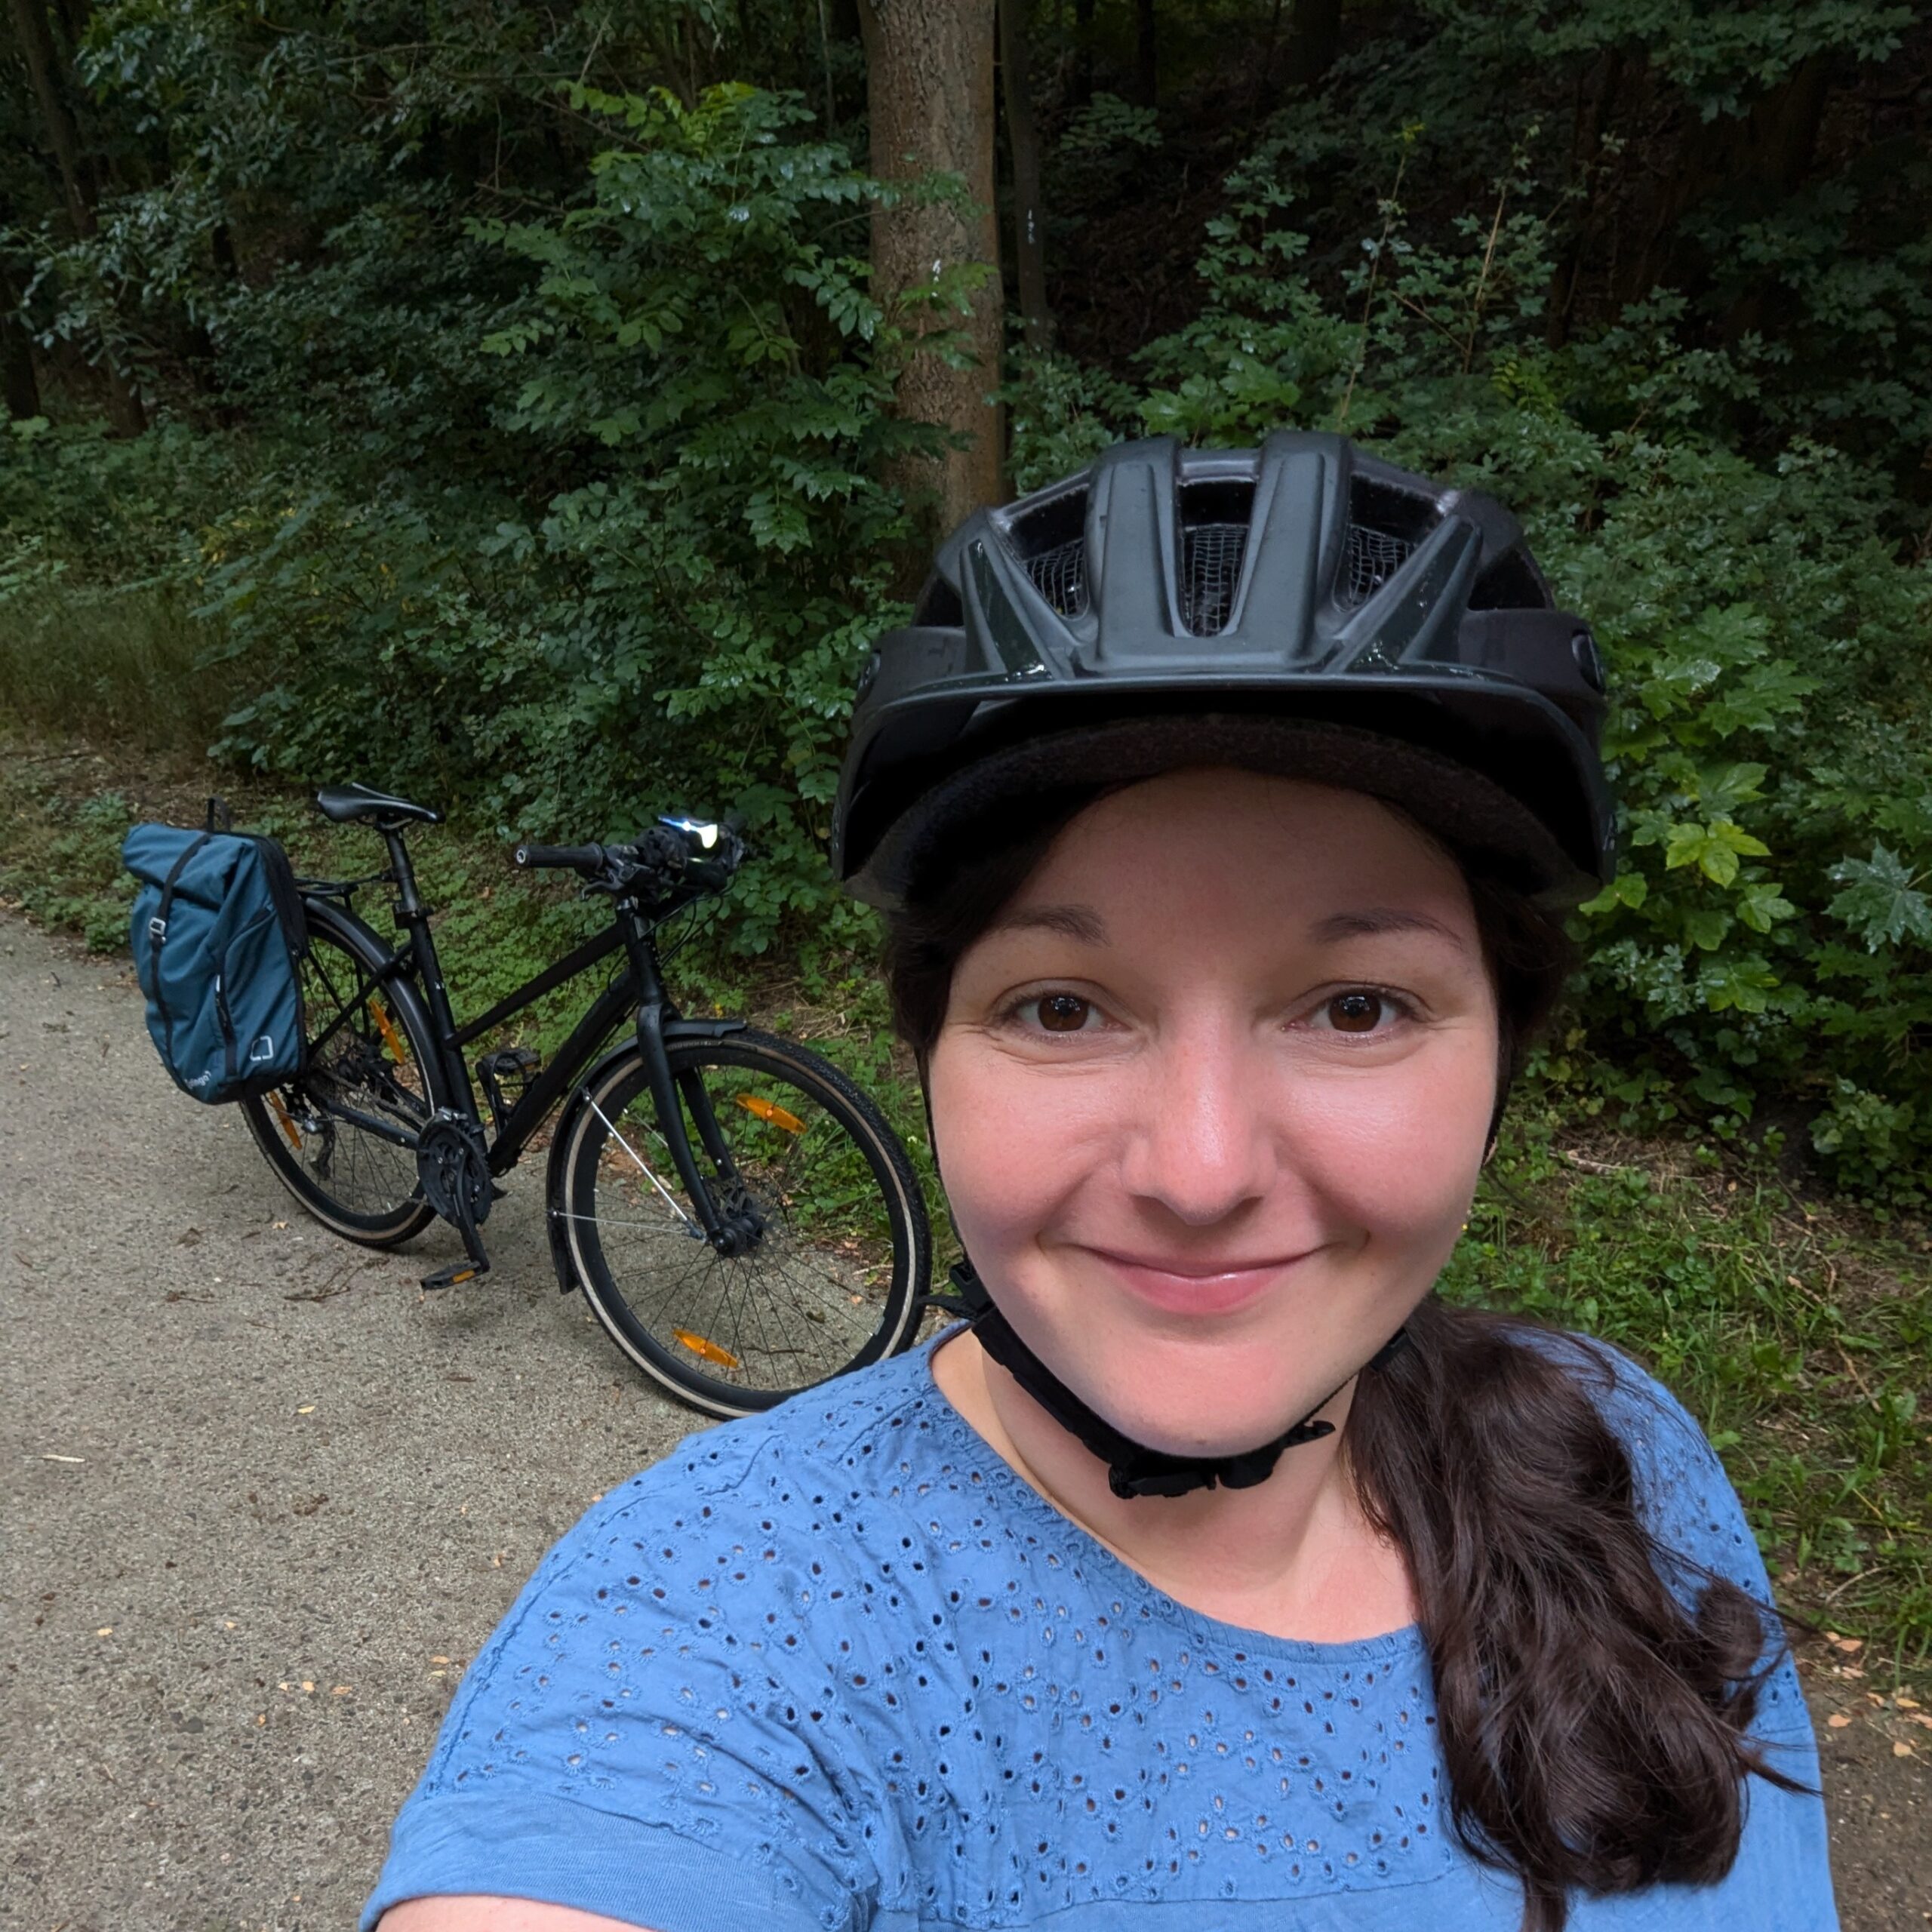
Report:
213,969,238,1086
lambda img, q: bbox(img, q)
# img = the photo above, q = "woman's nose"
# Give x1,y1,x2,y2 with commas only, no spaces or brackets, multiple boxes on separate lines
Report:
1117,1024,1278,1226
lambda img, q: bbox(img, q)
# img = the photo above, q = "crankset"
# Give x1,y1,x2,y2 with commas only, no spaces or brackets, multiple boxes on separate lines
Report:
415,1109,494,1289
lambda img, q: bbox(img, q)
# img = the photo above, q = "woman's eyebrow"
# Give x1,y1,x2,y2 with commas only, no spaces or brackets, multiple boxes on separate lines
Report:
1309,907,1470,950
991,903,1110,944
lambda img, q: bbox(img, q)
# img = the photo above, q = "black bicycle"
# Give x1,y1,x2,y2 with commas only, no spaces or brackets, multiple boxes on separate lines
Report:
241,781,931,1417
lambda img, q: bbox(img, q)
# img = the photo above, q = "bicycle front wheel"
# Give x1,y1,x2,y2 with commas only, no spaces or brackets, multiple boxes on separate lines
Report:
556,1029,929,1417
240,899,442,1245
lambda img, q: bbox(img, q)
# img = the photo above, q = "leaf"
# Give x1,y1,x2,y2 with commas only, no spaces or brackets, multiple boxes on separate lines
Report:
1829,844,1932,952
1682,908,1734,952
1736,881,1798,934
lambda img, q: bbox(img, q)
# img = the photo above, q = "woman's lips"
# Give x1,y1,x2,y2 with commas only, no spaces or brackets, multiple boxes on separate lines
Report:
1084,1246,1317,1315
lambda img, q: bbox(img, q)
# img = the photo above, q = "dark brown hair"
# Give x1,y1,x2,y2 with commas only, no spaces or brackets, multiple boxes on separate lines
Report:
883,783,1805,1932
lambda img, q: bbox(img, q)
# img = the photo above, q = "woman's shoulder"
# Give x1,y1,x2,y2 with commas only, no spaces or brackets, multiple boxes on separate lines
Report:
1507,1322,1764,1583
526,1343,953,1594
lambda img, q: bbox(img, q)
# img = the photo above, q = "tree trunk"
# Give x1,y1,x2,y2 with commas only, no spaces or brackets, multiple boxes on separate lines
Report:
1134,0,1157,106
8,0,146,431
1279,0,1341,93
999,0,1051,352
860,0,1004,541
1072,0,1095,105
0,263,42,421
10,0,94,235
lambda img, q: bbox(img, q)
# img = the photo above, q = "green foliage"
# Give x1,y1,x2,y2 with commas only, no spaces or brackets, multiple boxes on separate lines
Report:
155,85,926,958
0,784,138,951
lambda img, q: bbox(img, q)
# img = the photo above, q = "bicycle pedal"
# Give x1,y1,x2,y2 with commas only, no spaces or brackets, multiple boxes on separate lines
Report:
420,1257,492,1291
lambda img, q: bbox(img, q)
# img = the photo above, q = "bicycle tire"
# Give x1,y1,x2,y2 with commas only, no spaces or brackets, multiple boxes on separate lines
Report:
240,899,445,1245
556,1029,930,1417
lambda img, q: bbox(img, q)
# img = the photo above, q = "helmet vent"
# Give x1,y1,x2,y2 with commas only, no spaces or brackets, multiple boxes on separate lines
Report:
1025,537,1088,619
1340,524,1416,607
1178,478,1254,635
1183,524,1247,634
1010,485,1091,620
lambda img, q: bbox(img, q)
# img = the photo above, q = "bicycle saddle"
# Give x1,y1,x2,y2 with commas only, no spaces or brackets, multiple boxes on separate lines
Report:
314,782,444,827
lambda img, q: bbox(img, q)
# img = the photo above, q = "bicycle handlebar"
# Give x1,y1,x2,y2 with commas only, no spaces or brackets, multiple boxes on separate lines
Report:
512,819,746,899
512,842,608,874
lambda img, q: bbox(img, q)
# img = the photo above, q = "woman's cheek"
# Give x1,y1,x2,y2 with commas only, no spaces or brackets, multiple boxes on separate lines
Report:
929,1038,1118,1254
1289,1054,1492,1243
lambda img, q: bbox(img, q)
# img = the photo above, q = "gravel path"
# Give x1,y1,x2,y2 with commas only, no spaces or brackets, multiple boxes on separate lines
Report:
2,911,1924,1930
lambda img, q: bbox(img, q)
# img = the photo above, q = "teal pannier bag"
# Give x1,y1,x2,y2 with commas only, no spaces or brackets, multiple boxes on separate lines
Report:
124,807,309,1103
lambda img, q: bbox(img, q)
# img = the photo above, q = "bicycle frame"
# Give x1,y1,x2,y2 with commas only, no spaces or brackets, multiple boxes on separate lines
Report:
303,823,751,1248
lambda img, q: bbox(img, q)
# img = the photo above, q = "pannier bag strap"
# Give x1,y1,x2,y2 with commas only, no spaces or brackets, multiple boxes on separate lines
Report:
146,831,215,1051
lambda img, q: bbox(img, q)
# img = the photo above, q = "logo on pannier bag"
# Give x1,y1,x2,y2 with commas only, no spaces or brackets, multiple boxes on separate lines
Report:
248,1035,278,1065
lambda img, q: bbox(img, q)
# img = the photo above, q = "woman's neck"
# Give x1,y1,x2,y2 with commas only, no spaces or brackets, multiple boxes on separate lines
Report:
930,1327,1416,1644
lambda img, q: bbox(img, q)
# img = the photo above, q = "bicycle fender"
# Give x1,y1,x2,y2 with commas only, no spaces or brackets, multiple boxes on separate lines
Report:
661,1016,749,1043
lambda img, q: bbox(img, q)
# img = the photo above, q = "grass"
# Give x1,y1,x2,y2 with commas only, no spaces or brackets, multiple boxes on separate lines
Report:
0,572,244,749
5,728,1927,1684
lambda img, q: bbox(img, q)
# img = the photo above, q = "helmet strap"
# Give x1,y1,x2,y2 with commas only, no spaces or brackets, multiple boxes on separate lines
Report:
946,1257,1411,1501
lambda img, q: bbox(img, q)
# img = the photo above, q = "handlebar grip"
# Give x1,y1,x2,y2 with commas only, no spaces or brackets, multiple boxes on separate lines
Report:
512,841,607,873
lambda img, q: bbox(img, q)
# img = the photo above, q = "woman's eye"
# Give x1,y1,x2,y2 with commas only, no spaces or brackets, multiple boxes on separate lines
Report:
1035,993,1094,1033
1310,989,1407,1035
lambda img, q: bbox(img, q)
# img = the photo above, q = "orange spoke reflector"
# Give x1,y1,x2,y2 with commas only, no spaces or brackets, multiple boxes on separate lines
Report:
267,1093,303,1151
736,1094,804,1134
672,1328,741,1369
369,1000,407,1064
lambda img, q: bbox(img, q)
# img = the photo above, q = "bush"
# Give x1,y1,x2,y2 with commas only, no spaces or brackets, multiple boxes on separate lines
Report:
188,86,946,955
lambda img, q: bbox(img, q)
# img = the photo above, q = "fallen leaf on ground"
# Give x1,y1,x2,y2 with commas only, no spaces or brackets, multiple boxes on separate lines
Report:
300,1681,314,1693
296,1405,315,1415
95,1626,113,1637
1894,1741,1916,1758
1827,1714,1852,1728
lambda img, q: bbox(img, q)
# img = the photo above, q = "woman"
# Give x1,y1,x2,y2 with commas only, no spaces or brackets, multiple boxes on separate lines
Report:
367,434,1836,1931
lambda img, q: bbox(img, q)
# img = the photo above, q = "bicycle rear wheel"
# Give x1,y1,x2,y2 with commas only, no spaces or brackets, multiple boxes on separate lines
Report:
556,1029,929,1417
241,900,442,1245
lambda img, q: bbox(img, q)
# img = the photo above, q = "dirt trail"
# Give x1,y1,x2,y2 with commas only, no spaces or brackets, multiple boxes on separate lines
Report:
2,911,1925,1930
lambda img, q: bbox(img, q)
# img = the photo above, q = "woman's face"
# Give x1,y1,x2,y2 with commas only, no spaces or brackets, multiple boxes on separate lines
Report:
928,768,1500,1459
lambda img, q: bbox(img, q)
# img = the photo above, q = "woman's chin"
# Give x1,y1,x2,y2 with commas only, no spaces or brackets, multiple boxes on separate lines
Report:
1073,1358,1343,1464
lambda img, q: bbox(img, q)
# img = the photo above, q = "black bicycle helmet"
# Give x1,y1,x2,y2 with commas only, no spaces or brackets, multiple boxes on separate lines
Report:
833,430,1614,906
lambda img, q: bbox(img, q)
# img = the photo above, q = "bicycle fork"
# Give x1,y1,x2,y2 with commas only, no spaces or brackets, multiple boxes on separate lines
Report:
630,999,766,1257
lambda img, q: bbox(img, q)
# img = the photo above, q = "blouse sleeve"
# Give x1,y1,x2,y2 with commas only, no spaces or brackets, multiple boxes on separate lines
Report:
361,1436,876,1932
